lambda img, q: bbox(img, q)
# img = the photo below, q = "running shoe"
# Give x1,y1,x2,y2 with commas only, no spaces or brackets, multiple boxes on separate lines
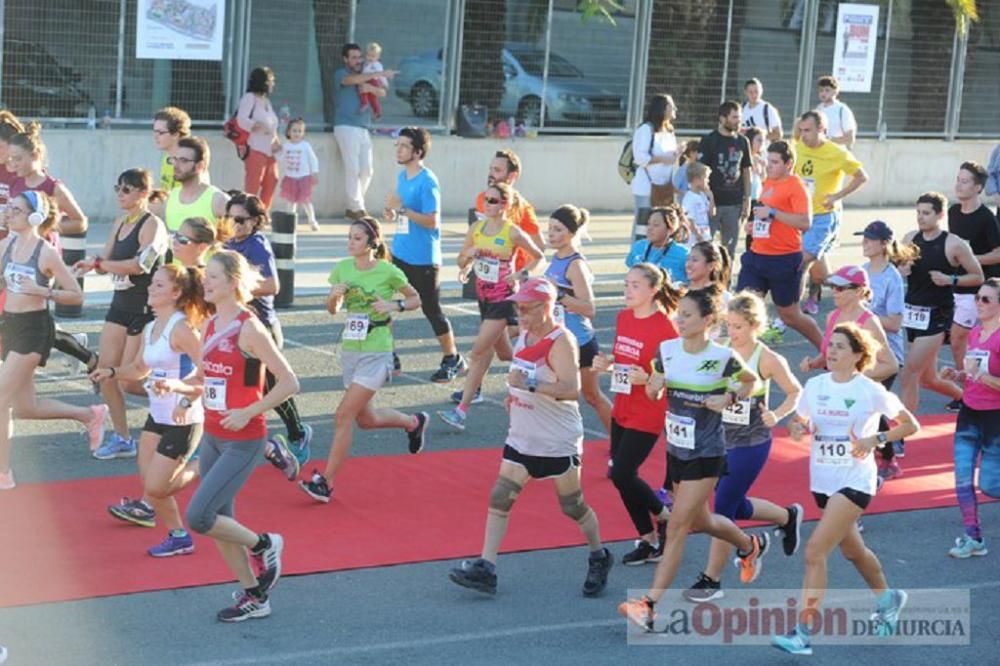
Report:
217,592,271,623
108,497,156,528
148,531,194,557
448,558,497,595
582,547,613,597
771,624,813,655
93,432,136,460
250,533,284,593
655,487,674,512
948,535,988,559
0,470,14,491
69,332,89,375
802,296,820,316
450,386,484,405
735,532,769,583
618,596,655,632
392,352,402,376
622,539,660,566
871,589,908,637
877,460,903,484
299,471,331,503
774,503,803,556
946,399,963,413
651,520,668,559
264,434,300,481
893,440,906,458
85,404,110,452
289,423,313,467
437,407,467,432
760,326,784,346
407,412,429,454
431,354,467,383
683,572,723,602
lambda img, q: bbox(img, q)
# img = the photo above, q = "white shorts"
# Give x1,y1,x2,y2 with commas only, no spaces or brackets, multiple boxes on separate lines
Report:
341,351,393,391
953,293,977,329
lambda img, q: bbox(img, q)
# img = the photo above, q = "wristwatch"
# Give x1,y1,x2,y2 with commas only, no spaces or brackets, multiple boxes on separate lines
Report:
397,299,405,312
178,396,193,409
398,206,408,216
876,432,889,448
768,208,776,220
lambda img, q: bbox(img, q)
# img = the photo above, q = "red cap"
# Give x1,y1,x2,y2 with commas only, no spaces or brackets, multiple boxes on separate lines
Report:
825,265,869,288
507,277,557,303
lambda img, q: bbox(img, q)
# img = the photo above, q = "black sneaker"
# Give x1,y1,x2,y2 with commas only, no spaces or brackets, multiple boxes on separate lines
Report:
651,520,668,559
393,352,402,376
430,354,467,383
299,470,332,503
583,547,613,597
449,558,497,595
682,573,723,603
107,496,156,528
622,539,660,566
946,399,963,412
407,412,429,454
250,533,284,593
774,503,803,556
217,592,271,622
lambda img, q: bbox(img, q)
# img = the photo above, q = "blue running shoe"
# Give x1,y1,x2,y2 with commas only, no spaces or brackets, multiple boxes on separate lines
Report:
289,423,313,467
450,387,483,405
148,531,194,557
771,624,812,655
949,535,987,558
437,407,467,432
872,589,908,637
93,433,137,460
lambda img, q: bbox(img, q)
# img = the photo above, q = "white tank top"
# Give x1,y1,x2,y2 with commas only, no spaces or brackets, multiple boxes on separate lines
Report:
143,311,204,425
505,327,584,458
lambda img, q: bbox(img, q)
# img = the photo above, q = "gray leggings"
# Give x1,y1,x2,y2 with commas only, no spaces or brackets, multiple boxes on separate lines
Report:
186,433,267,534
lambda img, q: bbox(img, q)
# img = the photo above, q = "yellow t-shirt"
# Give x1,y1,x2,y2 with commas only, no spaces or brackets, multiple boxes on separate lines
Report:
159,153,178,191
793,139,863,215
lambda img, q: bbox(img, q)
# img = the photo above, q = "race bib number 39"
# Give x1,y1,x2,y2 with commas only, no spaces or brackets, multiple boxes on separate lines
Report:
814,435,851,467
903,304,931,331
474,256,500,283
666,413,696,450
610,363,632,394
204,377,227,411
343,314,370,341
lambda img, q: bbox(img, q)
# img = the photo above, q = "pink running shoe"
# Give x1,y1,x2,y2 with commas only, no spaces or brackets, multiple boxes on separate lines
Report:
802,297,819,316
86,404,109,451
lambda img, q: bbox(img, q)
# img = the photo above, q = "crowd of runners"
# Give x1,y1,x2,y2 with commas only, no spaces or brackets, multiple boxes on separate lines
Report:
1,45,999,659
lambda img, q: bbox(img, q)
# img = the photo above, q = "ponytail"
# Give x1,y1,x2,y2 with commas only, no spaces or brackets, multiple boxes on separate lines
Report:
353,217,391,261
885,239,921,267
691,240,731,290
630,262,683,314
160,263,212,325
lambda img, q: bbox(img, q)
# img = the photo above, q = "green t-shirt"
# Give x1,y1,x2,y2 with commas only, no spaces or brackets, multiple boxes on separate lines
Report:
327,258,407,352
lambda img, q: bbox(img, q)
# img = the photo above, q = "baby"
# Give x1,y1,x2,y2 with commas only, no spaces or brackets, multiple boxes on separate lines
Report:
358,42,388,120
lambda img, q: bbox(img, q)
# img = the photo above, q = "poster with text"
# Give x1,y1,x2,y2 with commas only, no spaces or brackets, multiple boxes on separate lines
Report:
832,3,880,93
136,0,225,61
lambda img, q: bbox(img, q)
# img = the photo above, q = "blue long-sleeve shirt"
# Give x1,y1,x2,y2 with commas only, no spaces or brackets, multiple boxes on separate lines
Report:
986,144,1000,197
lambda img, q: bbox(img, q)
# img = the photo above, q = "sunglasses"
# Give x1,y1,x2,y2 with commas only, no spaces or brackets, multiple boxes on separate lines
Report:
231,216,253,225
172,232,194,246
831,284,860,292
484,196,505,205
114,184,137,194
976,295,996,304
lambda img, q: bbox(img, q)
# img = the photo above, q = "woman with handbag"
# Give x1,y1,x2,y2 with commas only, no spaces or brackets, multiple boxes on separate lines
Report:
630,94,678,242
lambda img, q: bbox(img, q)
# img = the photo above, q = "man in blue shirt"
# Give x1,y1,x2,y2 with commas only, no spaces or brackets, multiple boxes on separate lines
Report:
334,43,394,221
383,127,465,382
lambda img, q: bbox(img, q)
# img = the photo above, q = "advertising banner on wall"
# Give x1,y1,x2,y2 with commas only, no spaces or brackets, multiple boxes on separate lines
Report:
136,0,225,61
832,3,880,93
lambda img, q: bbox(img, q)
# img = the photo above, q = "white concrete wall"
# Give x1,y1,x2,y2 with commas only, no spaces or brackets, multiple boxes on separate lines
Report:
38,129,998,223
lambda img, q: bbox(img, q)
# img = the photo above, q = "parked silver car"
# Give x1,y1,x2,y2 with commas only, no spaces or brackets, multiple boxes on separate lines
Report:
394,43,626,127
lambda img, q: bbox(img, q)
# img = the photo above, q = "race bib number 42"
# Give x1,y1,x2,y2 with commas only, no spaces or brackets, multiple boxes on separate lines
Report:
721,397,752,425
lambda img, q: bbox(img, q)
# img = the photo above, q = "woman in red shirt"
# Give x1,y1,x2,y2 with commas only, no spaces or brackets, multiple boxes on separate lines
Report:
178,250,300,623
593,263,680,566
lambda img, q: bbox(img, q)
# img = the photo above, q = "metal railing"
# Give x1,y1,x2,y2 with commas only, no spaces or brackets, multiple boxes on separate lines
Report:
0,0,994,139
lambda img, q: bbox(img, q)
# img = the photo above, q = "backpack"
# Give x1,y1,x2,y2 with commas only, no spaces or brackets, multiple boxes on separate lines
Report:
223,100,255,161
618,123,655,185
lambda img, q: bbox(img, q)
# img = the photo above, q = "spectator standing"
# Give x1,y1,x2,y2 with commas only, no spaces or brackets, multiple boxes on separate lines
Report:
816,75,857,148
699,101,752,258
740,78,782,144
237,67,280,210
630,94,678,242
152,107,191,192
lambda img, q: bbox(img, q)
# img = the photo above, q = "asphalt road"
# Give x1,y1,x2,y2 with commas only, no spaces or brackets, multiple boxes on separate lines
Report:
0,208,994,665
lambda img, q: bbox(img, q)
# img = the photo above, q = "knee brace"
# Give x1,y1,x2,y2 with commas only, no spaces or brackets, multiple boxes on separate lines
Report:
559,489,589,521
489,476,522,513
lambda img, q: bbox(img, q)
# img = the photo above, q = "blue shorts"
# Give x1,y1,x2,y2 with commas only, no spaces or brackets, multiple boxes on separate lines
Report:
801,211,841,259
736,250,805,308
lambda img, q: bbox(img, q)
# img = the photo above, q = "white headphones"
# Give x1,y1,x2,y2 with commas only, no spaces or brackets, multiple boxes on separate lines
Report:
22,191,48,227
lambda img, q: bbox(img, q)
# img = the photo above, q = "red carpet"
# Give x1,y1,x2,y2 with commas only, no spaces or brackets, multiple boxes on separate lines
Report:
0,414,986,608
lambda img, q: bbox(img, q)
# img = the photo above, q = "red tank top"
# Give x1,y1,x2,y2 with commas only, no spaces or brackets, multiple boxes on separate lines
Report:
202,310,266,440
820,307,873,365
611,308,677,434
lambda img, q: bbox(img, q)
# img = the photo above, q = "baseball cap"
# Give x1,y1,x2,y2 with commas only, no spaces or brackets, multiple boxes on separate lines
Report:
507,277,557,303
853,220,893,241
825,265,869,288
